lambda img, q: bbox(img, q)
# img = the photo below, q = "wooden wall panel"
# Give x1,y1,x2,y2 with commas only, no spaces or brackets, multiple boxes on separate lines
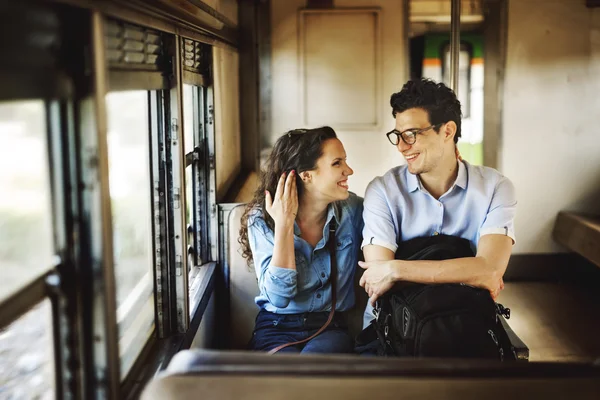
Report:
213,46,241,201
299,9,380,129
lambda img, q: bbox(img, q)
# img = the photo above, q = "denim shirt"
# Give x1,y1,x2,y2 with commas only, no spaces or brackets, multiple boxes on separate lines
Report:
248,192,364,314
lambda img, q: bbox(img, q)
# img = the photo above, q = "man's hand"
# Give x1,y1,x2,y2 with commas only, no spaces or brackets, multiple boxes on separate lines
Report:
489,277,505,300
358,260,398,306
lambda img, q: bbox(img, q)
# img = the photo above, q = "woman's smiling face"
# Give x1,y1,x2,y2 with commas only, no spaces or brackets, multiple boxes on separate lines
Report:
304,138,354,202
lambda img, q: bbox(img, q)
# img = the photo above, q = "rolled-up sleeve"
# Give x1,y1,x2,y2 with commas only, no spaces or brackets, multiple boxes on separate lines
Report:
248,216,297,308
361,180,398,253
480,176,517,244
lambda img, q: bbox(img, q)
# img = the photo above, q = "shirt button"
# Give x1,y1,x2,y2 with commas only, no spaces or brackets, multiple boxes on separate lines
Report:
317,293,322,299
337,242,341,247
438,203,442,207
433,231,439,236
321,272,326,278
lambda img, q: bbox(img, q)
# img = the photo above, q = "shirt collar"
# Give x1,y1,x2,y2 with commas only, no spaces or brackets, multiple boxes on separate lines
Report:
455,160,467,190
326,201,342,227
405,160,467,193
406,168,420,193
293,202,341,236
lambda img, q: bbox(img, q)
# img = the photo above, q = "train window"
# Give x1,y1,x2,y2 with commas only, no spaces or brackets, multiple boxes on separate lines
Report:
184,84,196,276
184,85,195,155
0,100,53,302
106,90,155,378
183,84,210,281
0,300,55,399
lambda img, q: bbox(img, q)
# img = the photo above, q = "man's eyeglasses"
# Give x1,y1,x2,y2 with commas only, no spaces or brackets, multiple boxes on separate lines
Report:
385,123,443,146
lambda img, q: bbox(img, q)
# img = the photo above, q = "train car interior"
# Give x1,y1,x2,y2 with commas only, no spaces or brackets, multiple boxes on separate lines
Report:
1,0,600,399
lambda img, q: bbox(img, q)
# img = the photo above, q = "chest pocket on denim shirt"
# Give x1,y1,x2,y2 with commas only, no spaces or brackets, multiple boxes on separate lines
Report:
334,234,354,273
295,253,312,289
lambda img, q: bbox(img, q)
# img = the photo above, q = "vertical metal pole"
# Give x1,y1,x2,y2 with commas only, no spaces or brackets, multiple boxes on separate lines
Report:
450,0,461,93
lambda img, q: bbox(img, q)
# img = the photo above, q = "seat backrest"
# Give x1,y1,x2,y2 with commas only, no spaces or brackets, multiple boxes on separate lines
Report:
227,204,260,349
141,349,600,400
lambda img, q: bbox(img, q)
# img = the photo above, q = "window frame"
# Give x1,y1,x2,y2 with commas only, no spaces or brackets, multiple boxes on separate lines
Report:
185,85,211,272
102,44,170,384
181,38,217,324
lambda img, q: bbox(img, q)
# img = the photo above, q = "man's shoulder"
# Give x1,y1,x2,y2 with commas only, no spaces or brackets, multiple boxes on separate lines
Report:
464,161,512,188
367,165,409,193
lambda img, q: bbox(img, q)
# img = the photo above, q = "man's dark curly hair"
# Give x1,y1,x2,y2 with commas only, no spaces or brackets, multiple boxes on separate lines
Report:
390,78,462,143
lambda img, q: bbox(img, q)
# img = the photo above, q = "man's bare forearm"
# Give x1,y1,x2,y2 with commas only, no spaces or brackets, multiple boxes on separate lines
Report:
390,256,500,290
360,235,512,302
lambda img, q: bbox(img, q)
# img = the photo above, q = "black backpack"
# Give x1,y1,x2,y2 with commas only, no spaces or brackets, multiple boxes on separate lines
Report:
356,235,514,360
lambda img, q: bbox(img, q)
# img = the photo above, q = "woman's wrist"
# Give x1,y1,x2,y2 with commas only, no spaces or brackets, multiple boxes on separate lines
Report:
274,218,295,233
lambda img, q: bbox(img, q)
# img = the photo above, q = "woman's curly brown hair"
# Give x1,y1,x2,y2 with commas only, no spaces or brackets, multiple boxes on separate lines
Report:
238,126,338,266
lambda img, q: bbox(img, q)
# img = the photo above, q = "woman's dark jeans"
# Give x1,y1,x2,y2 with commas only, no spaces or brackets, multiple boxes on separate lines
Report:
249,309,354,354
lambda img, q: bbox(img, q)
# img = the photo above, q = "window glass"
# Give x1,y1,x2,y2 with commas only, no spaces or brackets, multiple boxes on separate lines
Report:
183,84,195,155
106,91,155,378
0,300,55,399
183,84,199,276
186,166,195,273
0,100,54,303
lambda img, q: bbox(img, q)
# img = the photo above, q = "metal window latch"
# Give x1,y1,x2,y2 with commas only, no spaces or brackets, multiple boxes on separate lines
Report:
191,149,200,162
171,118,178,140
173,187,181,209
175,255,183,276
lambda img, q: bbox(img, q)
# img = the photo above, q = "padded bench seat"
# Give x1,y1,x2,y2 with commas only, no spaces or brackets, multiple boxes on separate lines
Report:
140,349,599,400
553,212,600,268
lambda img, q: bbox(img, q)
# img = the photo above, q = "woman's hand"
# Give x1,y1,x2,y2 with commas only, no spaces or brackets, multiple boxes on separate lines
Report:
265,171,298,228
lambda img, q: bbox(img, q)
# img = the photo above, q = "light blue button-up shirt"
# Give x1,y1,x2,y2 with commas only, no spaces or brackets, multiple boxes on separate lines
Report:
361,160,517,326
248,193,364,314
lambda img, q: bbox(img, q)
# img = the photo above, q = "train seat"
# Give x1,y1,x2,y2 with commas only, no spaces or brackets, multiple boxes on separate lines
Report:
140,349,599,400
226,203,261,349
553,212,600,268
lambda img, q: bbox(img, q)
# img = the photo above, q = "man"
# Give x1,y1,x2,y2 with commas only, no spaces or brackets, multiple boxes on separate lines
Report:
359,78,516,327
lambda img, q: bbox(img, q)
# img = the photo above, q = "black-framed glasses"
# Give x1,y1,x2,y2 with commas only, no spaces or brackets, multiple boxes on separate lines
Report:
385,123,443,146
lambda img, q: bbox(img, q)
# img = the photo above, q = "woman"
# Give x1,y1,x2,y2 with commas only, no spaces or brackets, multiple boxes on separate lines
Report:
239,126,363,354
